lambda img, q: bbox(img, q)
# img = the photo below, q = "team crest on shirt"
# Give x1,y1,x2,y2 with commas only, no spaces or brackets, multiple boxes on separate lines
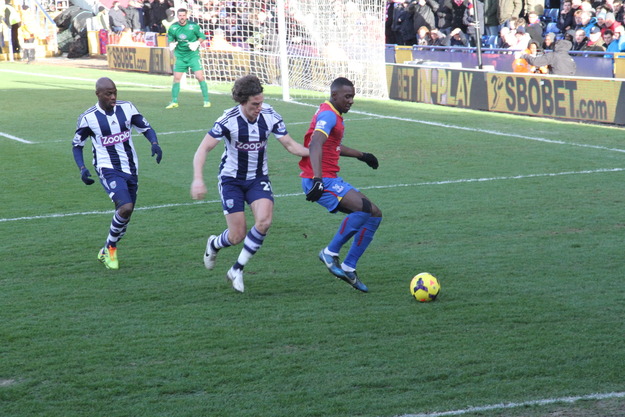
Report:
212,123,223,136
226,199,234,209
125,121,131,129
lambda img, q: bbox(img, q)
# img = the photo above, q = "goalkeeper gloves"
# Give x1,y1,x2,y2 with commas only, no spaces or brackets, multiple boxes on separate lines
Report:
151,143,163,164
305,177,324,202
168,41,178,51
80,167,95,185
188,40,200,51
358,152,379,169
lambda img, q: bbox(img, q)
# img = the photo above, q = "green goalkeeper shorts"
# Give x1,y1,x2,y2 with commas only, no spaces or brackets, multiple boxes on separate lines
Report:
173,53,203,73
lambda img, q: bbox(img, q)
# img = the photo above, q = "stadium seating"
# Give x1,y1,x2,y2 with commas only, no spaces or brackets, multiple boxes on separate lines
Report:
546,22,560,34
549,8,560,22
482,35,498,48
541,8,560,22
541,8,553,22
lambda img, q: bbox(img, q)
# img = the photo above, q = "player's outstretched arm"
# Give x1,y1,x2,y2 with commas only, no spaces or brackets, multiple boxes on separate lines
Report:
190,133,220,200
341,145,379,169
277,134,309,157
340,145,361,158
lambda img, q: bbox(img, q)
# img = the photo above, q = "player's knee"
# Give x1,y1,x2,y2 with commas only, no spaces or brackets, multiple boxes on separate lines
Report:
361,198,371,214
362,198,382,218
255,218,272,234
117,203,134,219
228,230,246,245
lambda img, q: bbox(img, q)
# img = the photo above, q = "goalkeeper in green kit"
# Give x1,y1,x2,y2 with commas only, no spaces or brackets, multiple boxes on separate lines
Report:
166,8,211,109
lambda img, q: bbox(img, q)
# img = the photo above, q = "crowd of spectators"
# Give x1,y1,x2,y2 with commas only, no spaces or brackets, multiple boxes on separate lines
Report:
94,0,284,51
87,0,175,33
87,0,281,45
385,0,625,58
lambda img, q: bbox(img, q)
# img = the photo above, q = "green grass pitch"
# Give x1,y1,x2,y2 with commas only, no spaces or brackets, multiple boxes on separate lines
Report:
1,62,625,417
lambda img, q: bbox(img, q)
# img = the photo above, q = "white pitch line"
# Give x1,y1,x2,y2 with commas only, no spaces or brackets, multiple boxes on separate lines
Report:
290,100,625,154
1,168,623,223
360,167,625,189
393,391,625,417
40,116,357,144
348,110,625,154
0,132,34,144
0,68,170,90
2,69,624,154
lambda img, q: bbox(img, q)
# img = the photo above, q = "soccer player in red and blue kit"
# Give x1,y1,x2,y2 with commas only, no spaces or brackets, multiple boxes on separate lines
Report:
72,77,163,270
299,77,381,293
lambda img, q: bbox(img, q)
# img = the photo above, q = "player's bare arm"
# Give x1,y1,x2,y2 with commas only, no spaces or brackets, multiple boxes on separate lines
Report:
277,134,309,157
339,145,362,158
341,144,379,169
308,130,328,178
191,133,219,200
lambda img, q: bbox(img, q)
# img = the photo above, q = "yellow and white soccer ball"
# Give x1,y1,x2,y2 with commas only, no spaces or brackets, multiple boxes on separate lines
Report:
410,272,440,302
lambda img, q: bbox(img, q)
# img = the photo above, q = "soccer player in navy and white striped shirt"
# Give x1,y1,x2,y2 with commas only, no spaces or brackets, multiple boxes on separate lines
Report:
190,75,309,293
72,77,163,270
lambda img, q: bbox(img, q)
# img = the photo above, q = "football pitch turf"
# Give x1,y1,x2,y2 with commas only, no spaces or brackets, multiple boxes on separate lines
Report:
1,62,625,417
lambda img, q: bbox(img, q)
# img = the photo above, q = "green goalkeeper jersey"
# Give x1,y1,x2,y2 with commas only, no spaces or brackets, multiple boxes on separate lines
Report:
167,20,206,57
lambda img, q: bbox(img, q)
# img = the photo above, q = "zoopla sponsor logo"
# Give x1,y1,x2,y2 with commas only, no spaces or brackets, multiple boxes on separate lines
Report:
101,131,131,146
235,141,266,151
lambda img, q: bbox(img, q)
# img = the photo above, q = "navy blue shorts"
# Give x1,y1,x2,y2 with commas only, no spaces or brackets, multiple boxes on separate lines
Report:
219,175,274,214
99,168,138,209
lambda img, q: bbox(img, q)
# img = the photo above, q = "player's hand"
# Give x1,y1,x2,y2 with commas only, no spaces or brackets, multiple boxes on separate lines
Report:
305,177,324,202
151,143,163,164
188,40,200,51
358,152,379,169
80,167,95,185
168,41,178,51
190,179,207,200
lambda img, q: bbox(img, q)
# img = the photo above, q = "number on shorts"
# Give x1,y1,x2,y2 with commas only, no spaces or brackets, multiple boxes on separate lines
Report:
261,181,272,192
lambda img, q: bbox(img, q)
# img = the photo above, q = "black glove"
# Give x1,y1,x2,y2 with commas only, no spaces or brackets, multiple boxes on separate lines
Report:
151,142,163,164
306,177,324,202
358,152,379,169
80,167,95,185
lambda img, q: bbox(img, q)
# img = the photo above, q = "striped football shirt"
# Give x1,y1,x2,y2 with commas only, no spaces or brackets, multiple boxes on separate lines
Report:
72,101,152,176
208,103,288,180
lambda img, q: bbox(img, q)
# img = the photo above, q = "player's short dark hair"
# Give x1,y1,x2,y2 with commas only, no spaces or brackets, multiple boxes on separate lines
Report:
330,77,354,93
177,8,187,14
232,75,263,103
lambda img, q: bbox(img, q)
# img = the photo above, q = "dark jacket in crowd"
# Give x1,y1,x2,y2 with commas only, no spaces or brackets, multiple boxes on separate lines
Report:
410,0,439,31
522,39,576,75
462,0,484,38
